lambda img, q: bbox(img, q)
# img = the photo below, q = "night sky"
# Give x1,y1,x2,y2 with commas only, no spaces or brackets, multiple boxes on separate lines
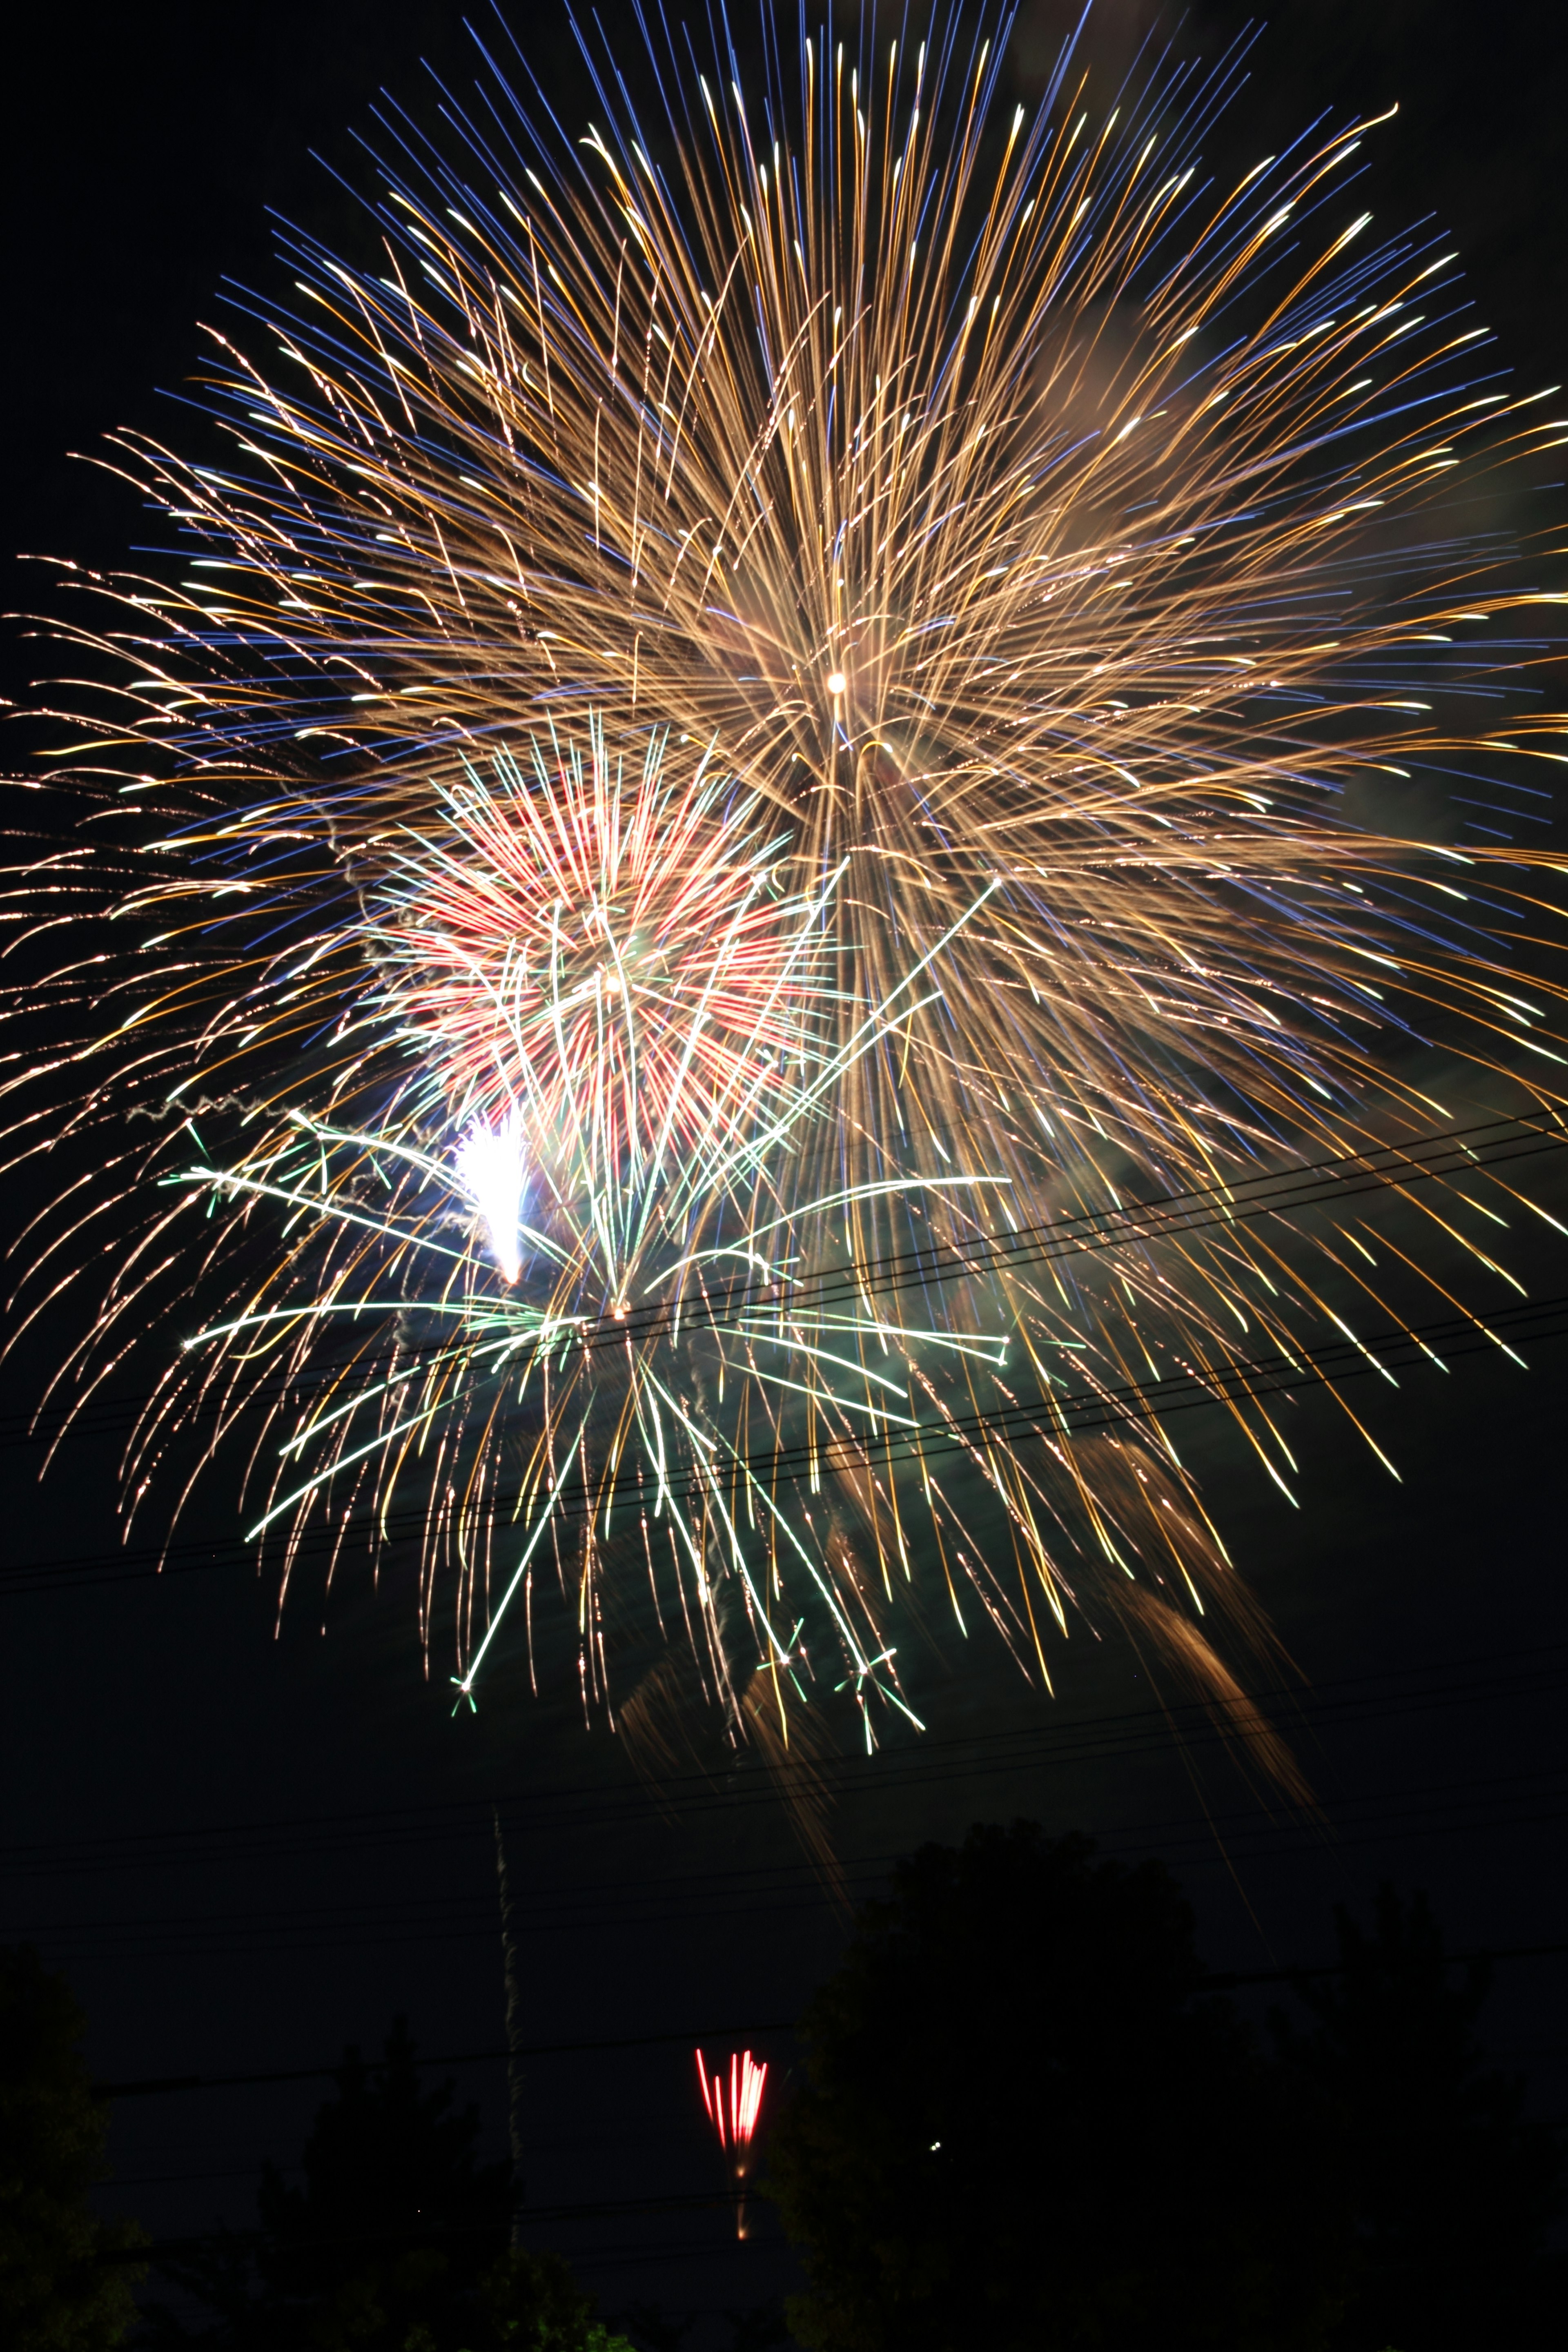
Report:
3,3,1566,2339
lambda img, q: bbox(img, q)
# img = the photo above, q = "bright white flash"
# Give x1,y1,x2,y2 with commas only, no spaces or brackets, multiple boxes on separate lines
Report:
454,1113,523,1283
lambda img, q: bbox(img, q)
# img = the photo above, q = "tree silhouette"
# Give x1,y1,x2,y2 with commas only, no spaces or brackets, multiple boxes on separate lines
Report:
764,1823,1348,2352
256,2015,510,2330
0,1943,145,2351
1271,1885,1564,2351
142,2018,629,2351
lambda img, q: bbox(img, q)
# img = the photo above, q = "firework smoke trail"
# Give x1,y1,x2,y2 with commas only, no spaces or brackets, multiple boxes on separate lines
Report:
3,4,1566,1766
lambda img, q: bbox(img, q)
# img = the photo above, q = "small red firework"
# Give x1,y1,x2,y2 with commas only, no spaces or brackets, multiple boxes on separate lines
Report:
695,2047,769,2238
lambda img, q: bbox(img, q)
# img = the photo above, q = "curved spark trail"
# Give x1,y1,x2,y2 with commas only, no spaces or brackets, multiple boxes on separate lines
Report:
3,4,1564,1767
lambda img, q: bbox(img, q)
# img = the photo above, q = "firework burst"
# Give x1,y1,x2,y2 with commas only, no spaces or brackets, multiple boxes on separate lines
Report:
4,4,1565,1766
696,2046,769,2238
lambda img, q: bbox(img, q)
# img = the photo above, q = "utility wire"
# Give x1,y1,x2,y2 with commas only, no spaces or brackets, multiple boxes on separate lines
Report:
88,1938,1568,2102
6,1105,1564,1454
100,2185,756,2262
29,1780,1568,1970
25,1775,1568,1960
6,1636,1566,1878
4,1287,1566,1599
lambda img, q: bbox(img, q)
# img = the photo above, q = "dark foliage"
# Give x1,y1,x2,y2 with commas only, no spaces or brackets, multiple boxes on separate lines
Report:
0,1942,145,2351
256,2016,510,2327
764,1823,1349,2352
718,2303,794,2352
1271,1885,1564,2351
615,2308,694,2352
617,2304,791,2352
138,2019,626,2351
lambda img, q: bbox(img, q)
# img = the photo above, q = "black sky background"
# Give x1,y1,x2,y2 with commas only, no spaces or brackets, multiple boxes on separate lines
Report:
3,3,1567,2337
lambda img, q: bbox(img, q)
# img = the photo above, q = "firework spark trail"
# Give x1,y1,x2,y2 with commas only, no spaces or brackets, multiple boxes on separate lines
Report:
696,2045,768,2238
2,4,1565,1768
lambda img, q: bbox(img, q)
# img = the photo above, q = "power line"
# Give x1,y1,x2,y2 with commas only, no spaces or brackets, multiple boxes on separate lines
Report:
5,1287,1566,1600
11,1668,1568,2099
87,1938,1568,2103
25,1777,1568,1974
100,2184,757,2262
91,2019,798,2103
24,1783,1568,1963
7,1635,1566,1880
591,1106,1568,1346
7,1105,1564,1457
